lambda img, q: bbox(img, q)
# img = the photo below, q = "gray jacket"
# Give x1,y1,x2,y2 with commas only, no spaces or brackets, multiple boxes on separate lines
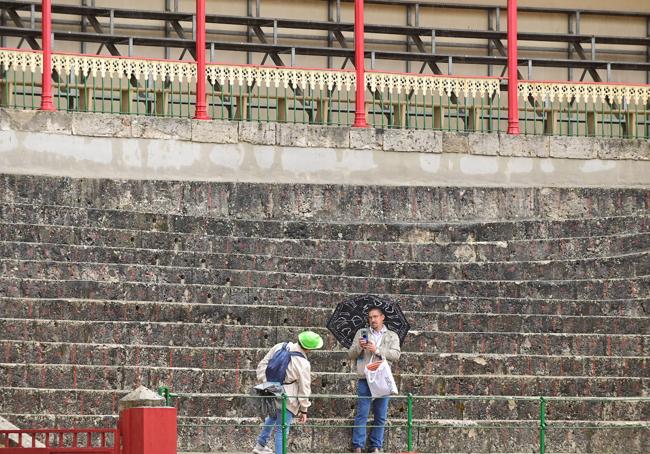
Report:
348,328,401,378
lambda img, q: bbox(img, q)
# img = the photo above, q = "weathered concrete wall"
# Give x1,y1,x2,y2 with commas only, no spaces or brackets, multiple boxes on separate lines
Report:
0,109,648,188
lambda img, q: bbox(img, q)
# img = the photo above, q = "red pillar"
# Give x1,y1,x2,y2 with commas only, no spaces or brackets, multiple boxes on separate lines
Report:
507,0,519,134
120,407,177,454
352,0,368,128
39,0,55,111
193,0,209,120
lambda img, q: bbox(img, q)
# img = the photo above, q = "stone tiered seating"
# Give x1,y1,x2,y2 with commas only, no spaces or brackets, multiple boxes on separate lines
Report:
0,174,648,453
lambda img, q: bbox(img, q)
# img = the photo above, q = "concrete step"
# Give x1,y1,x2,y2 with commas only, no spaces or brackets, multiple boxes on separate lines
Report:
3,412,648,453
2,260,648,299
3,202,649,243
3,175,648,221
1,385,649,421
3,340,646,378
2,360,648,396
2,318,648,356
1,279,646,315
2,222,649,264
2,299,647,335
2,176,649,454
2,241,648,282
2,291,648,317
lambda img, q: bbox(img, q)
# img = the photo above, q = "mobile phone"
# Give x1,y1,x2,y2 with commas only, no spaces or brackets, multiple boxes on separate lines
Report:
360,329,368,341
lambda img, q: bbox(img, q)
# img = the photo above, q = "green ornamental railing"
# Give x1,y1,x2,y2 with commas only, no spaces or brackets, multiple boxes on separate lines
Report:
158,389,650,454
2,48,650,138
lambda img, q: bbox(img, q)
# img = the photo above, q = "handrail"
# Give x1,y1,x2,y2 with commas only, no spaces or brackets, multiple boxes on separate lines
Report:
3,0,649,21
170,393,650,453
318,0,650,18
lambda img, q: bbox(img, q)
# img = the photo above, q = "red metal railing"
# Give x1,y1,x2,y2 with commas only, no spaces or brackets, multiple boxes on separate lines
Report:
0,429,120,454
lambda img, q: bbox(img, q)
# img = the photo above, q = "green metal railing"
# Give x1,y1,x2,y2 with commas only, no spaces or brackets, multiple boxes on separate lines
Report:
2,48,650,138
518,80,650,139
519,96,650,139
365,89,505,132
166,392,650,453
0,66,195,117
204,80,358,126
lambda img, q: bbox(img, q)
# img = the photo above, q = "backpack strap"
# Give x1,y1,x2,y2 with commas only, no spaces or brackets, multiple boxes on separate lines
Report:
283,347,306,384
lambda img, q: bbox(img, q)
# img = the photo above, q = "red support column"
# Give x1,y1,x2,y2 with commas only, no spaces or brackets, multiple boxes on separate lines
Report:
39,0,55,111
193,0,209,120
507,0,519,134
352,0,368,128
120,407,177,454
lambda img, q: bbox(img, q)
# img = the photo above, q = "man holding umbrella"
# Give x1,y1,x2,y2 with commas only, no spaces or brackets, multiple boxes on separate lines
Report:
327,295,409,453
348,306,401,453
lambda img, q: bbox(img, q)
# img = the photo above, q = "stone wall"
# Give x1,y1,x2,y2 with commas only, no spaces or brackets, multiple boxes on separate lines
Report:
1,109,649,187
0,172,648,453
0,111,648,452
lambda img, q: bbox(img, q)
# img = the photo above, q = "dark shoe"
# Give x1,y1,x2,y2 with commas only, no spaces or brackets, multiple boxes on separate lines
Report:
369,449,380,453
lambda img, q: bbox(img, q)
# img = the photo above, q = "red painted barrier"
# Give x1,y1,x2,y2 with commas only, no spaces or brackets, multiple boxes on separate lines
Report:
119,407,176,454
0,428,119,453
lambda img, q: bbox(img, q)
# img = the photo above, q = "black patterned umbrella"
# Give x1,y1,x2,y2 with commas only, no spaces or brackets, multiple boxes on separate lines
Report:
326,294,410,349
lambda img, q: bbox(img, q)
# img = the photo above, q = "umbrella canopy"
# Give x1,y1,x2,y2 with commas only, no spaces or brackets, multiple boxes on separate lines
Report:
326,294,410,349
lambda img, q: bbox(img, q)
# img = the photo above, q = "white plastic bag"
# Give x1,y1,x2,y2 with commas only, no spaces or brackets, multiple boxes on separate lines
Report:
365,360,398,398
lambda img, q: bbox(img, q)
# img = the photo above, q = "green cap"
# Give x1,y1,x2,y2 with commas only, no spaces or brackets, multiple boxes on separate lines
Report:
298,331,324,350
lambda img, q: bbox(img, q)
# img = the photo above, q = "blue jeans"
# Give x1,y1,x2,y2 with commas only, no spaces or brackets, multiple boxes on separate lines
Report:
352,379,390,450
257,408,294,453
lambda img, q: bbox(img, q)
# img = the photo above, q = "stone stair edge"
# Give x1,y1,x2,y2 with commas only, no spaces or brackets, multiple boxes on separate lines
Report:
2,365,648,382
1,293,646,304
4,224,648,258
3,240,649,268
4,316,650,338
3,201,650,230
0,207,650,239
3,175,649,204
3,301,649,335
2,339,648,360
3,279,647,307
5,385,649,397
5,206,650,234
4,297,648,320
4,258,650,285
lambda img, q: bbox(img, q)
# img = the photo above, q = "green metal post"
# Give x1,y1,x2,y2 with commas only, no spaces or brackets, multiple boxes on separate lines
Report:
157,386,178,406
281,393,288,454
157,386,170,405
407,393,413,452
539,396,547,454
